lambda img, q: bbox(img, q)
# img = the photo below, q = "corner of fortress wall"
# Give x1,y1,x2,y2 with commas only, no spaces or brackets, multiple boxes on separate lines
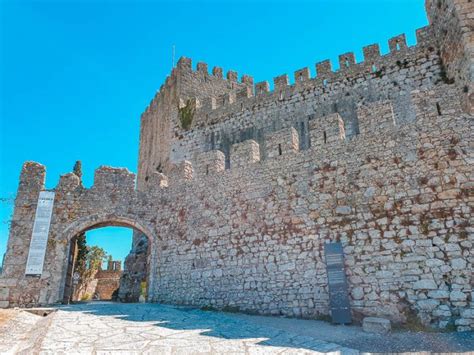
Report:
425,0,474,114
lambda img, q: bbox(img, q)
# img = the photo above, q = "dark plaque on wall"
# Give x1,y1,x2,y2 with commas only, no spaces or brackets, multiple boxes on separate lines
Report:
324,242,352,324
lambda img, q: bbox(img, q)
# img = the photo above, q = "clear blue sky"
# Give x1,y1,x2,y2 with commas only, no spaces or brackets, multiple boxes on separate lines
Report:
0,0,428,266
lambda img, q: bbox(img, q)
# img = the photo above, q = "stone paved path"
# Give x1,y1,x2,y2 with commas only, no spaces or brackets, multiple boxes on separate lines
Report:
0,302,357,354
0,302,473,354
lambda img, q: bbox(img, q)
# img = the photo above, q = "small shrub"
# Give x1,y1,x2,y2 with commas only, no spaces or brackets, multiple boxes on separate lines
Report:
222,305,240,313
200,305,217,312
178,100,195,130
314,314,332,322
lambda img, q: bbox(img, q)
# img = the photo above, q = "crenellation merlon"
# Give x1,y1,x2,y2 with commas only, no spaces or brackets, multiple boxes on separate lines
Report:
227,70,238,82
274,74,289,91
339,52,356,70
18,161,46,195
218,92,236,106
57,173,81,192
177,56,192,71
255,81,270,95
197,62,209,74
170,160,194,182
202,97,217,111
195,150,225,177
309,113,346,147
294,68,310,84
236,87,253,101
389,34,408,52
241,75,254,87
93,166,136,192
315,60,332,77
266,127,299,159
230,140,260,168
212,66,223,78
363,44,381,62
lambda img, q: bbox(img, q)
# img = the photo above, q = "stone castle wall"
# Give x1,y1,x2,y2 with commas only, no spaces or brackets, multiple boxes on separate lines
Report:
167,28,438,167
95,269,122,300
1,85,472,331
0,0,473,332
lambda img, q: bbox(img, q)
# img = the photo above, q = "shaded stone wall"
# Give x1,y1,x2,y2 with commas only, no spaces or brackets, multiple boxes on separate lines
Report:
118,232,148,302
426,0,474,113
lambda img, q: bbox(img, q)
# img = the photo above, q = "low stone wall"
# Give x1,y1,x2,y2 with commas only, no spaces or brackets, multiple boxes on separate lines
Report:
95,270,122,300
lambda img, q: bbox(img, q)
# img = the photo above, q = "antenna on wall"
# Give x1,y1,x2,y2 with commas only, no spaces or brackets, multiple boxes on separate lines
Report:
172,44,176,69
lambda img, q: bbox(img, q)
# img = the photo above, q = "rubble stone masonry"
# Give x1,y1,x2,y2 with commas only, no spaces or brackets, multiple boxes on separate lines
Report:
0,0,472,332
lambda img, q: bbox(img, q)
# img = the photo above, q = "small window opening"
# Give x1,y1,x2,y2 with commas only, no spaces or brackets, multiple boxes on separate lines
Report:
206,165,209,175
222,98,226,105
436,102,442,116
323,131,327,144
345,59,350,67
323,79,328,87
299,74,303,81
372,64,377,73
279,91,283,100
396,42,401,51
278,144,282,156
240,103,244,111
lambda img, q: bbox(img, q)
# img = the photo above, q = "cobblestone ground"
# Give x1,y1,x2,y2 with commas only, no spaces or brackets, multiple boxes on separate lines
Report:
0,302,472,354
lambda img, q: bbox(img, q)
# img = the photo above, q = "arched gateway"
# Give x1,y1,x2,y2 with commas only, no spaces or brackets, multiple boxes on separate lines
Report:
0,163,161,307
60,215,155,304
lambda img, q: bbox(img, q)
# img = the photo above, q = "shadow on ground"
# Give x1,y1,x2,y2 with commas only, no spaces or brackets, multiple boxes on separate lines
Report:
58,301,474,353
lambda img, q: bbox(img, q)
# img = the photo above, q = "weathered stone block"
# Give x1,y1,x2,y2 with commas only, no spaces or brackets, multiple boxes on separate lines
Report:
413,280,438,290
0,287,9,301
362,317,391,334
450,291,467,302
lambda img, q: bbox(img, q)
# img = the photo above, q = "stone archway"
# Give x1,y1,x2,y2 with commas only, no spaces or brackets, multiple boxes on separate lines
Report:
59,214,158,304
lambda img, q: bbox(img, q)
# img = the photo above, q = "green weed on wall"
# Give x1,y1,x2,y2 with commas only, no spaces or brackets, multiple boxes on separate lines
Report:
178,99,195,130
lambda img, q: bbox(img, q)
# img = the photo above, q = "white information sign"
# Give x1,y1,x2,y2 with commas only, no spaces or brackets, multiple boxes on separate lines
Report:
25,191,55,276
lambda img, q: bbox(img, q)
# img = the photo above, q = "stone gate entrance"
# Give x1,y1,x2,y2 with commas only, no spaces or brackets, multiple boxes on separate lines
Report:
0,163,159,308
61,222,150,304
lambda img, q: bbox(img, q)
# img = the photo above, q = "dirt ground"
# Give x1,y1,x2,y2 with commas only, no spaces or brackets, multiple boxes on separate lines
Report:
0,309,16,326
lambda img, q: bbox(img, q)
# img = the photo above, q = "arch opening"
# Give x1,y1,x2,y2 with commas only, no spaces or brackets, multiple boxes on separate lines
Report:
61,217,156,305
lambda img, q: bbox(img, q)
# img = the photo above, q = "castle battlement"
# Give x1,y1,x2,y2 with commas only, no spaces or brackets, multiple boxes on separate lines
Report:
21,88,459,211
52,85,461,198
185,26,435,126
